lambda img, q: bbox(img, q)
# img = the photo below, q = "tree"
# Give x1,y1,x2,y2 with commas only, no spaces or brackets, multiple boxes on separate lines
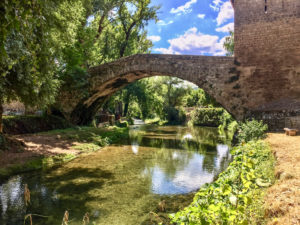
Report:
0,0,87,133
224,31,234,56
118,0,159,57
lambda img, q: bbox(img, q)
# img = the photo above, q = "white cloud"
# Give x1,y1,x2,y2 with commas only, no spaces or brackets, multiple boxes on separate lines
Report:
209,0,223,11
216,1,234,25
148,35,161,42
154,48,180,55
154,27,227,56
216,22,234,32
197,14,205,19
170,0,197,15
213,36,227,56
157,20,174,26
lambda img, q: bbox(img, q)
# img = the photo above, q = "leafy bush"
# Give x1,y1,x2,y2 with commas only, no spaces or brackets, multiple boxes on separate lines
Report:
170,141,275,224
126,116,134,125
164,106,186,125
227,121,239,132
237,120,268,143
191,108,233,127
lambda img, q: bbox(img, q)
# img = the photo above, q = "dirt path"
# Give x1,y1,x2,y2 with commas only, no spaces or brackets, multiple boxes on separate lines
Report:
0,134,82,169
265,133,300,225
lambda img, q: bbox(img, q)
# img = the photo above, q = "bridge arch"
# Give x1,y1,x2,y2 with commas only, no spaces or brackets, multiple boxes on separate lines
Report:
60,54,242,125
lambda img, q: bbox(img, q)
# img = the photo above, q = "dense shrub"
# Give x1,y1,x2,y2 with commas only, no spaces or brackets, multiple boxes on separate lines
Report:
116,120,129,128
237,120,268,143
170,141,275,224
3,115,72,135
164,106,186,125
191,108,233,127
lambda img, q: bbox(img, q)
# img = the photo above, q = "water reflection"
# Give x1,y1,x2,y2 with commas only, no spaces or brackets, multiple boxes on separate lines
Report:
128,125,231,195
0,125,232,225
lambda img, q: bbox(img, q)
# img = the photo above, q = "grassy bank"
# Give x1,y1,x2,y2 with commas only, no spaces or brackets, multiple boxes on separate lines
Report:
0,126,129,180
40,126,129,151
170,140,275,224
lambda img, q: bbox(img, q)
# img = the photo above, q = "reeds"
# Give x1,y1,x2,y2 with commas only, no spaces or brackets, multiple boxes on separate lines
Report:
62,210,69,225
82,212,90,225
24,184,31,206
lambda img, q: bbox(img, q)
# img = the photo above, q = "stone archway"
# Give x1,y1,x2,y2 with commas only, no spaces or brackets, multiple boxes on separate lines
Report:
57,54,244,125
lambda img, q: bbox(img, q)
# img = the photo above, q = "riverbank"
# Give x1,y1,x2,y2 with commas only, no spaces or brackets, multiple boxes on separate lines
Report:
171,140,275,224
265,133,300,224
0,126,128,180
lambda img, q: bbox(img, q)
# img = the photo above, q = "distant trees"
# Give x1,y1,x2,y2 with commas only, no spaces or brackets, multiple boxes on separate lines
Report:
104,76,219,124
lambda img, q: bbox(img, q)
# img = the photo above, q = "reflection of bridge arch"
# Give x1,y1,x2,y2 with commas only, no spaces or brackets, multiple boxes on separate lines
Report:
59,54,242,125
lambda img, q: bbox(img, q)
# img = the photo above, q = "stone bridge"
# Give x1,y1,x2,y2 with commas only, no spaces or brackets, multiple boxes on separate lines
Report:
59,55,240,124
56,0,300,130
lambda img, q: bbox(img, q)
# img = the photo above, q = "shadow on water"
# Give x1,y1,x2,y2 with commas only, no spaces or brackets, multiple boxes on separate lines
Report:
0,124,232,225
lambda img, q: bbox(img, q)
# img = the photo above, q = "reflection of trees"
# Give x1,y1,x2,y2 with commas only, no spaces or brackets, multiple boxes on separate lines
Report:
148,148,194,179
135,125,232,184
202,153,216,173
0,176,26,224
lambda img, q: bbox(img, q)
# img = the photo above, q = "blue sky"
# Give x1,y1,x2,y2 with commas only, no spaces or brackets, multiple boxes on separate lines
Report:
146,0,234,56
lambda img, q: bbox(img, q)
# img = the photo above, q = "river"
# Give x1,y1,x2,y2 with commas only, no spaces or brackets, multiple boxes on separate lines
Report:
0,123,232,224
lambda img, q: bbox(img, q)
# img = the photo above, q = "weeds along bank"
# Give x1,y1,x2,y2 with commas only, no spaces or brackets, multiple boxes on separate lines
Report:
171,120,274,224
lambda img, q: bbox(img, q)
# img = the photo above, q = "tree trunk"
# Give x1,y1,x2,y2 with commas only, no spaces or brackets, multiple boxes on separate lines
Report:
120,21,136,57
0,103,3,133
123,92,131,116
95,14,106,40
123,102,129,116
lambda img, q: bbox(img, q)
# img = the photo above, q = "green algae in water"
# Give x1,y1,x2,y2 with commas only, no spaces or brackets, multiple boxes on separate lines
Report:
0,125,232,225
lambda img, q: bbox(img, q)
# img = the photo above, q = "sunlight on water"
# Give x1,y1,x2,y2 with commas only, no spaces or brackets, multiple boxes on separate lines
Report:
183,133,193,140
0,125,232,225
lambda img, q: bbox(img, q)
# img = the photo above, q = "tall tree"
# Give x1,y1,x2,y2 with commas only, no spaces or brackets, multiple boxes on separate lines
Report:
0,0,86,132
118,0,158,57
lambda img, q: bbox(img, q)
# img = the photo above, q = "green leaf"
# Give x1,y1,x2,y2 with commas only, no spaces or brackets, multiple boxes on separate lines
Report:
256,178,271,187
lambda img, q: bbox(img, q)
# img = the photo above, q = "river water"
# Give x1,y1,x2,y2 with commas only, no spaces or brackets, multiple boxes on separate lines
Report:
0,123,232,225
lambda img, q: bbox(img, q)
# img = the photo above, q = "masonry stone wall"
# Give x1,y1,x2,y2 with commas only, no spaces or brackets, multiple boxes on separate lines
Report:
233,0,300,128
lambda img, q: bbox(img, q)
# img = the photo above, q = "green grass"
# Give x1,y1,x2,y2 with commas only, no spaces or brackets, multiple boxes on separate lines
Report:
145,117,167,125
0,126,129,179
40,126,129,144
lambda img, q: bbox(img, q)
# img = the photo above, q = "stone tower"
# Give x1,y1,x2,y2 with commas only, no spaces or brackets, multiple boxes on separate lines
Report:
232,0,300,129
